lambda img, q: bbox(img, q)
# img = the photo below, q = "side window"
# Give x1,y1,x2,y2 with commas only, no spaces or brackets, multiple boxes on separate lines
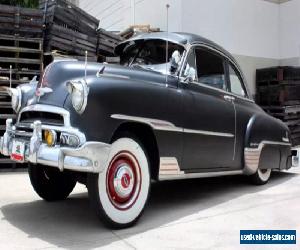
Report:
228,63,246,97
195,48,226,91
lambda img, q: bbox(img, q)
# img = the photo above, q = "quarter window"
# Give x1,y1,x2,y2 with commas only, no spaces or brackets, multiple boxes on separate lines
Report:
195,48,226,91
228,64,246,97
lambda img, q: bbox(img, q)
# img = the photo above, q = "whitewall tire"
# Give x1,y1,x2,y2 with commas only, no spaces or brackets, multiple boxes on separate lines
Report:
88,137,150,228
250,168,271,185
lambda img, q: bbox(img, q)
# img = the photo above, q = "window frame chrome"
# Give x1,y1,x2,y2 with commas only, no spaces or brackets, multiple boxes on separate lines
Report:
178,43,254,103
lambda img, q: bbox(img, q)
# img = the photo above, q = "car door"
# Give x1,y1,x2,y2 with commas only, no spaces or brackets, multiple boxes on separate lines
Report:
226,60,257,170
180,46,236,172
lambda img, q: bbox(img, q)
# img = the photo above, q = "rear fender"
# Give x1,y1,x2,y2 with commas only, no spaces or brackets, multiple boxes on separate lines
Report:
243,115,291,175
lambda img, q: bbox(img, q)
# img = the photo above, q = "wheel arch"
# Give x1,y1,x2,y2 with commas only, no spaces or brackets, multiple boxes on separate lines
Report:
110,121,160,180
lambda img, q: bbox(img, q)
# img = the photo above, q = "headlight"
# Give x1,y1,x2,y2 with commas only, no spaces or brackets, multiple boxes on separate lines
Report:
67,80,88,114
10,87,22,113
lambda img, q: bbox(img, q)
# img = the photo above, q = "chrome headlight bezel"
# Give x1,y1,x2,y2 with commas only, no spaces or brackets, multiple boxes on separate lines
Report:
10,87,22,113
67,80,89,114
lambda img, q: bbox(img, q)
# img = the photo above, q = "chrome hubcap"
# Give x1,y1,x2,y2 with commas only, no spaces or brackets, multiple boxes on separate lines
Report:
106,152,141,210
113,164,135,199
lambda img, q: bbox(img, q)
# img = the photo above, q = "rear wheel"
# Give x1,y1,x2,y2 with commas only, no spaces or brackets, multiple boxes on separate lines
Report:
249,168,271,185
88,137,150,229
28,164,77,201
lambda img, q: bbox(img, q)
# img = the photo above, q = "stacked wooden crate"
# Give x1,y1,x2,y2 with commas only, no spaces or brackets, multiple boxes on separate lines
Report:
0,4,43,38
256,66,300,146
0,4,43,166
40,0,99,60
40,0,124,63
97,28,124,57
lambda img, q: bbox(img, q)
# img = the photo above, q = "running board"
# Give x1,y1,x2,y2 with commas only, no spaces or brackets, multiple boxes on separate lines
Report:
159,157,243,181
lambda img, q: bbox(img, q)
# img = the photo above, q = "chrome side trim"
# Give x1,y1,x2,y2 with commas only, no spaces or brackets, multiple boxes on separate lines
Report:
159,170,243,181
159,156,243,181
18,104,71,127
111,114,180,132
111,114,234,138
183,128,234,138
244,140,292,175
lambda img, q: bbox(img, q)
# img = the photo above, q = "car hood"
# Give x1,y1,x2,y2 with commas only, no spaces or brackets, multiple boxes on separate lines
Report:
34,61,175,107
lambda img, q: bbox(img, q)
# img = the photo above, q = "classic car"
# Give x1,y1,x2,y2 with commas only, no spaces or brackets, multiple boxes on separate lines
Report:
0,32,298,228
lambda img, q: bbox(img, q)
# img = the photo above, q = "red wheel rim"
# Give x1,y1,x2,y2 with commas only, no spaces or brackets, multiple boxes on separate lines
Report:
106,151,142,210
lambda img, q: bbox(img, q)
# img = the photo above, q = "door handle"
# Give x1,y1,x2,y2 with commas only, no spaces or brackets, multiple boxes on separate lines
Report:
224,95,235,102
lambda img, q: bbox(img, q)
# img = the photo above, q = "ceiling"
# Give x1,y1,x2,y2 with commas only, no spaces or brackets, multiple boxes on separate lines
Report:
264,0,291,3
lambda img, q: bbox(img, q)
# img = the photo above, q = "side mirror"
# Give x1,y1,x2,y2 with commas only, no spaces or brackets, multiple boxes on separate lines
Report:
184,66,196,83
170,50,181,73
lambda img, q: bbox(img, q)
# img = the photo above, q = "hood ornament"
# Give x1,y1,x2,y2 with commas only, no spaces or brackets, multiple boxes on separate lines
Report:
35,87,53,101
96,65,106,77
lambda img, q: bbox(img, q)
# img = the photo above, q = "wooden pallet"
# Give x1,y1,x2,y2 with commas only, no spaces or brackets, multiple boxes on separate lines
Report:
119,25,161,39
0,35,43,86
257,66,300,83
45,24,97,56
40,0,99,33
257,84,300,106
97,28,124,56
0,91,17,167
0,4,43,38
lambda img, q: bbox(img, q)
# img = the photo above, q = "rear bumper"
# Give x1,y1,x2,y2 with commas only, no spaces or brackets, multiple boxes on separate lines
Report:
0,119,111,173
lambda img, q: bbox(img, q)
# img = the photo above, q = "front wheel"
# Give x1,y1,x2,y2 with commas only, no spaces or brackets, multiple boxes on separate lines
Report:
28,164,77,201
88,137,150,229
249,168,271,185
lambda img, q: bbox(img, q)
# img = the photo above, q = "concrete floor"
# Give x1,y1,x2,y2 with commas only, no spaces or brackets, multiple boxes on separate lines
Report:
0,168,299,250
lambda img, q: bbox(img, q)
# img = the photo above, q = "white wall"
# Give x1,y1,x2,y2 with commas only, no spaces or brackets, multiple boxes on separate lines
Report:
133,0,182,32
79,0,130,31
80,0,280,59
279,0,300,61
79,0,182,32
79,0,300,94
182,0,280,59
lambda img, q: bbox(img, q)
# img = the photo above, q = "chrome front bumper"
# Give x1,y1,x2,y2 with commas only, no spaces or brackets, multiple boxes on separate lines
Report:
0,119,111,173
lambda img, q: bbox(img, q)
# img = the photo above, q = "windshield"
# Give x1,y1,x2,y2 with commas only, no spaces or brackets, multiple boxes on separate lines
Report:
119,39,185,74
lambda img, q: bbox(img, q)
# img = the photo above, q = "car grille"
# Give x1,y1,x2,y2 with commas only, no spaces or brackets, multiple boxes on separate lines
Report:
19,111,64,126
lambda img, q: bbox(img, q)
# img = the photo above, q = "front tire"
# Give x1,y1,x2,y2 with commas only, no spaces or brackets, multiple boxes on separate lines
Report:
28,164,77,201
88,137,150,229
249,168,271,185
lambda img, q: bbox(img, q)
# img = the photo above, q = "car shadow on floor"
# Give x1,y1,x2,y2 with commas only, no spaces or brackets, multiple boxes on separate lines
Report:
1,171,297,249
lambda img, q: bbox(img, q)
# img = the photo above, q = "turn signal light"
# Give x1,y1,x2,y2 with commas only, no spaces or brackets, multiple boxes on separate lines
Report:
44,130,56,147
